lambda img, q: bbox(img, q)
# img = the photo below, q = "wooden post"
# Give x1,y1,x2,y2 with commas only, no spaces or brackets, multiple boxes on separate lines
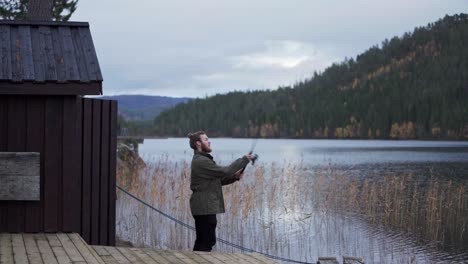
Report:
317,257,339,264
343,256,364,264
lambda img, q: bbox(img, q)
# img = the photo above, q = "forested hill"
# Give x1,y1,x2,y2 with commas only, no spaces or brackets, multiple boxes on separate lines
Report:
153,14,468,140
101,95,190,120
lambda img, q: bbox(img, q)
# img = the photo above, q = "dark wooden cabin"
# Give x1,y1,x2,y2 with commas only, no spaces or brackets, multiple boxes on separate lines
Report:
0,20,117,246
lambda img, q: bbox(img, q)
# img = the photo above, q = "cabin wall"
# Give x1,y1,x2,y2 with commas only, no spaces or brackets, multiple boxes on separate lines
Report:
0,95,117,246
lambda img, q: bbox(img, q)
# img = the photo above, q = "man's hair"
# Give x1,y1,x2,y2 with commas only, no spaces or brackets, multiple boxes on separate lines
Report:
187,131,206,150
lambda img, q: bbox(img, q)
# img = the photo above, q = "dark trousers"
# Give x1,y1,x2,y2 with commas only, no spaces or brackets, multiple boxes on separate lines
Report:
193,214,217,252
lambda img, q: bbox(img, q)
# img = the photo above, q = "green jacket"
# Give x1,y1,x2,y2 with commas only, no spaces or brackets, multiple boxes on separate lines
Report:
190,150,250,216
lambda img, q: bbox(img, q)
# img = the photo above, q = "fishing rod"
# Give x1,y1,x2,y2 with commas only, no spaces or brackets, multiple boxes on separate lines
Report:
241,138,259,173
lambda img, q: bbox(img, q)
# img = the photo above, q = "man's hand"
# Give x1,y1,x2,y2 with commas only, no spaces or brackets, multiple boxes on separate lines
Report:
244,154,255,161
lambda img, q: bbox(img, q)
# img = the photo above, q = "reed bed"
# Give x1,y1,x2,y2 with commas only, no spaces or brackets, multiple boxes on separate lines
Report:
315,171,468,248
116,155,468,263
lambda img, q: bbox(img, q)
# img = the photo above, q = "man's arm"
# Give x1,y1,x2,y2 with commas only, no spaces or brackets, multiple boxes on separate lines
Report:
193,156,249,180
221,169,243,185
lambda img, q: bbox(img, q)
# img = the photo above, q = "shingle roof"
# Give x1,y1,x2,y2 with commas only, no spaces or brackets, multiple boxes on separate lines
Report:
0,20,102,95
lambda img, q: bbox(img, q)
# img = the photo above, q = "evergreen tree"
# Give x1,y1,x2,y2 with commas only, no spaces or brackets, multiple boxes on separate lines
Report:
0,0,78,21
140,14,468,140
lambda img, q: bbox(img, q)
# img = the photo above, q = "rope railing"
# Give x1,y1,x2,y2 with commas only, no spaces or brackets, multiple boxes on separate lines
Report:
116,185,313,264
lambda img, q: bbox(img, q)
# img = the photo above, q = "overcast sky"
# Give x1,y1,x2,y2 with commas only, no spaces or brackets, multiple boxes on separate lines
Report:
73,1,466,98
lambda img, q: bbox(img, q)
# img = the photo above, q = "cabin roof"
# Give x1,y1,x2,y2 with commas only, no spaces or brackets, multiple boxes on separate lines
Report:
0,20,102,95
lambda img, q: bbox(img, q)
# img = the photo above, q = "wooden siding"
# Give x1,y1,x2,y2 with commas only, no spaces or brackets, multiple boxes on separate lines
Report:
0,20,102,95
0,95,116,246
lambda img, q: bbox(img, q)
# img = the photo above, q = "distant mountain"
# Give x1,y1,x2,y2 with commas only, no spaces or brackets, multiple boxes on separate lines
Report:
152,14,468,140
101,95,191,120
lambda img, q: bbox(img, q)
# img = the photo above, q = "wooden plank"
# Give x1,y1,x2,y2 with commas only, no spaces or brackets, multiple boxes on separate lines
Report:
128,248,160,264
230,253,260,264
0,97,6,231
68,233,104,264
31,26,45,82
104,246,131,264
317,257,339,264
0,25,12,80
100,255,120,264
70,27,89,82
245,253,278,264
175,251,209,264
56,233,85,262
193,252,226,264
108,100,118,246
0,152,40,201
0,97,7,231
25,96,44,232
81,98,93,243
99,100,110,245
93,246,111,256
343,256,364,264
23,233,44,264
50,27,66,82
0,21,89,27
44,97,62,232
12,233,29,264
39,26,57,81
0,233,14,263
35,234,58,264
207,252,239,264
92,246,115,264
141,248,173,264
0,96,7,150
91,99,102,244
6,96,26,153
58,27,79,81
7,96,27,232
78,27,102,82
218,253,245,264
10,26,22,82
0,82,102,95
62,96,80,232
51,245,72,264
18,26,34,81
46,233,62,247
116,247,145,263
0,152,39,176
171,251,199,264
157,250,184,264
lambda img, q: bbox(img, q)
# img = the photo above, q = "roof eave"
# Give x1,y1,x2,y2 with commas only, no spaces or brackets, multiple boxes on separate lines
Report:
0,82,102,95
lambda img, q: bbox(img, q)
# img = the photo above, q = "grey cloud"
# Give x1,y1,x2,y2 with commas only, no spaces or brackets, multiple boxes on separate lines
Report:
74,0,467,97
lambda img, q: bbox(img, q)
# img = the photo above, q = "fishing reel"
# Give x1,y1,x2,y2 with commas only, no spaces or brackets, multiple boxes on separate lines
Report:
249,151,259,165
241,152,258,173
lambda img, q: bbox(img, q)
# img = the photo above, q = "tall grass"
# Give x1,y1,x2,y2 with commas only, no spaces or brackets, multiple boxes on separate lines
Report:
116,155,468,263
314,171,468,248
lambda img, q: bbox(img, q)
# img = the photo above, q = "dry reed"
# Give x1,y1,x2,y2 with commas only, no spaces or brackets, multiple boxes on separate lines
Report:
116,155,468,263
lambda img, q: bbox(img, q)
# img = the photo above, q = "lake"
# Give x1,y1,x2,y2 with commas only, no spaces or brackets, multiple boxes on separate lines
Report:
117,138,468,263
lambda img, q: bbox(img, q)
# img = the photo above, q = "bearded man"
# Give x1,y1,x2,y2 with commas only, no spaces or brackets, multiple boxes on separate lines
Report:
187,131,254,252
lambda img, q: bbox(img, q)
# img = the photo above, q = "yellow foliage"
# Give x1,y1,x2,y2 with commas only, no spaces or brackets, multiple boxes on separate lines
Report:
389,121,416,139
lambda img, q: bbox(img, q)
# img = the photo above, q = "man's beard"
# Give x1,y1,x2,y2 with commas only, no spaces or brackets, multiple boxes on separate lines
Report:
201,143,212,153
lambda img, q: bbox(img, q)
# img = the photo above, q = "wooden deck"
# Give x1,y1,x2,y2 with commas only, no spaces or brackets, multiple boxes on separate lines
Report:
0,233,278,264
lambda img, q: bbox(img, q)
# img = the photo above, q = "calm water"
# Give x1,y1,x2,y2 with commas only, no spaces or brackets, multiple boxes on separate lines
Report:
139,138,468,165
133,138,468,263
140,138,468,180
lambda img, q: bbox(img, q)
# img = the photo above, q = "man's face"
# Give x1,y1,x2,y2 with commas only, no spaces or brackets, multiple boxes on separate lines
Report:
198,134,212,153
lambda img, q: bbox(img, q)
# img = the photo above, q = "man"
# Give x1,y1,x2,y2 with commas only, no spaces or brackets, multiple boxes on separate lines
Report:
187,131,253,252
